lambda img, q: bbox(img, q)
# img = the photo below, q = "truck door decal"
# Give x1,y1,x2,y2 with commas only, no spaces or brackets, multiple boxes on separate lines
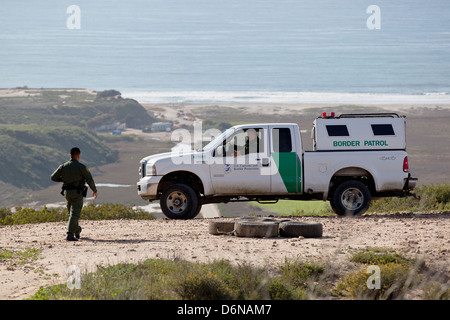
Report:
271,152,302,193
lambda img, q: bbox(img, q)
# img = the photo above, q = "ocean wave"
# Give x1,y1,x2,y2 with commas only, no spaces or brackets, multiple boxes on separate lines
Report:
122,91,450,105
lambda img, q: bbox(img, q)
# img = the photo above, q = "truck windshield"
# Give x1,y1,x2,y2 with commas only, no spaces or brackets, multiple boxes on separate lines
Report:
201,128,233,152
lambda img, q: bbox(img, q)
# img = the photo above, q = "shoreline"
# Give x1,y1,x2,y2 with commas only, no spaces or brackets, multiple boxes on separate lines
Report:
2,88,450,107
121,90,450,105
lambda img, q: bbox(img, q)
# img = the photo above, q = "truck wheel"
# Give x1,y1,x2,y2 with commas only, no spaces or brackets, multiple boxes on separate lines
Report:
191,201,203,219
332,180,371,216
160,184,200,219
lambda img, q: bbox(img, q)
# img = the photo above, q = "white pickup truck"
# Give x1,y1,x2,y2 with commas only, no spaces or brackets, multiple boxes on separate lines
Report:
137,112,417,219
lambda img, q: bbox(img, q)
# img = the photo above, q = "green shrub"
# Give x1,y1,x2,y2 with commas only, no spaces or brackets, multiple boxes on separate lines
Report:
0,206,67,225
80,203,154,221
350,247,414,266
268,277,307,300
337,262,421,300
0,203,155,226
28,258,322,300
176,271,235,300
369,183,450,213
418,183,450,209
337,248,425,300
268,277,294,300
279,259,325,287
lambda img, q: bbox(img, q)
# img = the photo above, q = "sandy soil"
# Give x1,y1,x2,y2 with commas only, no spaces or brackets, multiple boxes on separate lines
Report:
1,212,448,300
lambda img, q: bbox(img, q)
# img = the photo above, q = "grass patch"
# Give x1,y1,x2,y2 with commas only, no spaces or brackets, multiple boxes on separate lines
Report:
0,247,42,270
350,247,416,266
249,200,333,217
369,183,450,213
0,203,155,226
250,184,450,217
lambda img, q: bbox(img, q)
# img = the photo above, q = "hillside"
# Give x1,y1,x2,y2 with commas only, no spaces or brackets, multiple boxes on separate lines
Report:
0,89,155,128
0,125,117,189
0,89,156,193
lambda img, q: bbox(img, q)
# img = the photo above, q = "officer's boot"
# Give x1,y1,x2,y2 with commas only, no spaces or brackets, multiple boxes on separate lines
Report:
66,233,78,241
75,226,82,239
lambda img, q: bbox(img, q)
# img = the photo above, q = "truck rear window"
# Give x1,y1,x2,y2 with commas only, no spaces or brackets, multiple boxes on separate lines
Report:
272,128,292,152
371,124,395,136
326,125,349,137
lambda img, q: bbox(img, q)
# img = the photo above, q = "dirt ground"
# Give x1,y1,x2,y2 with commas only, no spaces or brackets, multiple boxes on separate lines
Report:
1,212,449,300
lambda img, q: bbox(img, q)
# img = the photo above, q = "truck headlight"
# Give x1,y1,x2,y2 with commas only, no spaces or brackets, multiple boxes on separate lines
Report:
140,161,156,177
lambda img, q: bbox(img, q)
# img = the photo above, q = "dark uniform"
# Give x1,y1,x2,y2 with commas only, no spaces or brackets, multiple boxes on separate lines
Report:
51,158,97,240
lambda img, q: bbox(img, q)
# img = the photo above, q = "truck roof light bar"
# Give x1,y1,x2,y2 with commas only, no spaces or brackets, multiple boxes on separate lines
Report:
337,113,400,118
321,112,335,118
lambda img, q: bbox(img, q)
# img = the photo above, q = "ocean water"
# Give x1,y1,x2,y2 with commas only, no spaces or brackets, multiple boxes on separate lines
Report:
1,0,450,103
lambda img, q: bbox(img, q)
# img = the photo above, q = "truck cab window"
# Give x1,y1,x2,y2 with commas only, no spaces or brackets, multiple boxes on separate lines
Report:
222,128,264,156
273,128,292,152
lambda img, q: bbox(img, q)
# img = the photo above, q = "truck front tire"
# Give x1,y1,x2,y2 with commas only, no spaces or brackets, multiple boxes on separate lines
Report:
332,180,371,216
160,184,201,219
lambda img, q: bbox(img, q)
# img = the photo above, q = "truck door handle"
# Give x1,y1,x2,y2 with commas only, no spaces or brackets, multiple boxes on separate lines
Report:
258,158,270,166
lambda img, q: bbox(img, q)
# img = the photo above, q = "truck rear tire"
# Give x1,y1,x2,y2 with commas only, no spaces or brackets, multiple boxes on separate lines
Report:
332,180,371,216
160,184,201,219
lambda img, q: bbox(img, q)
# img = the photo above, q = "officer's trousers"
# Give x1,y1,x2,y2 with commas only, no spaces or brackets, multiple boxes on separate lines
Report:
65,190,84,235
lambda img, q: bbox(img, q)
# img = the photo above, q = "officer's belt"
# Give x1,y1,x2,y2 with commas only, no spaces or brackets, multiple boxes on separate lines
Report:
61,184,85,196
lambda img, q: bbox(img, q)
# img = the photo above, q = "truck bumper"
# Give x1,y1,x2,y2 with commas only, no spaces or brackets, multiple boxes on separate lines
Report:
137,176,162,201
403,173,418,191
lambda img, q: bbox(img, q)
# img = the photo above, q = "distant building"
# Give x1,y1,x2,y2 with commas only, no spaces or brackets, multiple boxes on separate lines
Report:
151,122,172,132
94,122,126,132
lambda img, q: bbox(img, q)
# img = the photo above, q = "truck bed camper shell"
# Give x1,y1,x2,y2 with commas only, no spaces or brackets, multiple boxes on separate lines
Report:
312,112,407,151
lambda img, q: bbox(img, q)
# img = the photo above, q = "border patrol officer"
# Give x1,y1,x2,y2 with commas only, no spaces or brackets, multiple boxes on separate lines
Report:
51,147,98,241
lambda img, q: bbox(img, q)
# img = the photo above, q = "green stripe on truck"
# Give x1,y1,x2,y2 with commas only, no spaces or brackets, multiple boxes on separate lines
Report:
272,152,302,193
